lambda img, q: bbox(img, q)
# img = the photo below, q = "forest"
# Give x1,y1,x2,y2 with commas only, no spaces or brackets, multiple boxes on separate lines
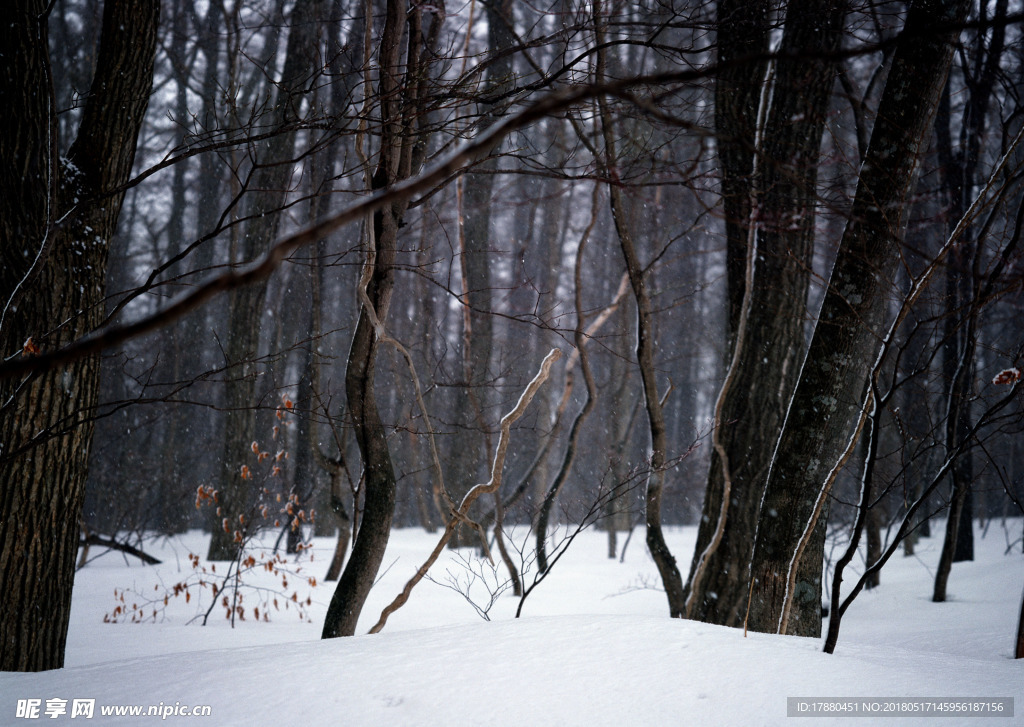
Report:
2,0,1023,674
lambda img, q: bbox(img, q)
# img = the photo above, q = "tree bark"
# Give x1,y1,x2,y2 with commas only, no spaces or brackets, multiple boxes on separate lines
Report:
1016,584,1024,658
713,0,770,345
929,0,1008,587
0,0,158,672
744,0,970,637
449,0,516,547
684,0,844,631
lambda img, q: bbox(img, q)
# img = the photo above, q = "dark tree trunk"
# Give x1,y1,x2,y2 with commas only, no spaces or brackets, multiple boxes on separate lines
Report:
953,488,974,561
0,0,158,672
321,0,443,638
684,0,844,632
449,0,515,547
1016,585,1024,659
931,0,1008,593
745,0,970,636
321,239,398,635
865,502,882,590
714,0,770,345
593,0,686,617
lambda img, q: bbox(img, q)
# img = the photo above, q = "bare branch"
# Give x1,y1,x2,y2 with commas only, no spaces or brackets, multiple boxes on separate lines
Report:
367,348,560,635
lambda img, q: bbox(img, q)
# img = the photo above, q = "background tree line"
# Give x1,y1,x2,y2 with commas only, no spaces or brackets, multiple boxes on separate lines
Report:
2,0,1022,671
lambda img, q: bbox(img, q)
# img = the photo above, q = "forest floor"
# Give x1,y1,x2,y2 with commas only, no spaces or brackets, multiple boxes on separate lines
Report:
2,520,1022,725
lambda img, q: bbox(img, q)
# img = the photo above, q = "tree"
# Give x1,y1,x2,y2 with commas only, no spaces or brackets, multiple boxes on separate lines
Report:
744,0,972,636
321,0,445,638
206,0,330,561
448,0,518,547
0,0,159,671
684,0,845,632
3,0,1021,667
932,0,1010,597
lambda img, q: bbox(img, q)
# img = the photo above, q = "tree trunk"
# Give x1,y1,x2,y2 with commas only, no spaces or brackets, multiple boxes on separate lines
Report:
1016,583,1024,659
604,328,635,559
321,0,443,638
865,501,882,590
449,0,516,547
714,0,771,345
207,0,328,560
535,188,600,573
744,0,970,637
953,488,974,561
931,0,1008,592
0,0,158,672
593,0,685,616
684,0,843,630
321,257,398,635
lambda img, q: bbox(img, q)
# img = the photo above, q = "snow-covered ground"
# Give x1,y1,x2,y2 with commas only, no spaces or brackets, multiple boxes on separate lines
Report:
2,521,1022,725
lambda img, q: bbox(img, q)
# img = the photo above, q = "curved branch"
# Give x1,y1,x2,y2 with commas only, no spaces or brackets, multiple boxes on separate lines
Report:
367,348,560,635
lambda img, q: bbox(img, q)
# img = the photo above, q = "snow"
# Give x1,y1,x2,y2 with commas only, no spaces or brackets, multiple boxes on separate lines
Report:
2,524,1022,725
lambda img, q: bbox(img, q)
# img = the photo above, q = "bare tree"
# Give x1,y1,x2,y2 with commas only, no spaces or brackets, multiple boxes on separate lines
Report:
206,0,331,561
744,0,972,636
321,0,445,639
684,0,845,634
0,0,159,672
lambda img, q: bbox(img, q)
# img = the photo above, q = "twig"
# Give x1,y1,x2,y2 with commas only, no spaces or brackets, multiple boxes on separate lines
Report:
367,348,560,634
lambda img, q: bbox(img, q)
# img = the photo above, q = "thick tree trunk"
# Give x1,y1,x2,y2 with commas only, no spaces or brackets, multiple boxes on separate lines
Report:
0,0,158,672
1016,585,1024,659
930,0,1008,593
684,0,843,630
744,0,970,636
714,0,770,344
952,489,974,561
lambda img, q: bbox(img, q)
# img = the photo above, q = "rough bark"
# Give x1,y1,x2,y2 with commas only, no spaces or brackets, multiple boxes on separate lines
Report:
744,0,970,636
449,0,516,547
684,0,844,631
0,0,158,672
713,0,770,344
930,0,1008,586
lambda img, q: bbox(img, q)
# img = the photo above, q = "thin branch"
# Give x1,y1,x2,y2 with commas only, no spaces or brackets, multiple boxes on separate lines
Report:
367,348,560,635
